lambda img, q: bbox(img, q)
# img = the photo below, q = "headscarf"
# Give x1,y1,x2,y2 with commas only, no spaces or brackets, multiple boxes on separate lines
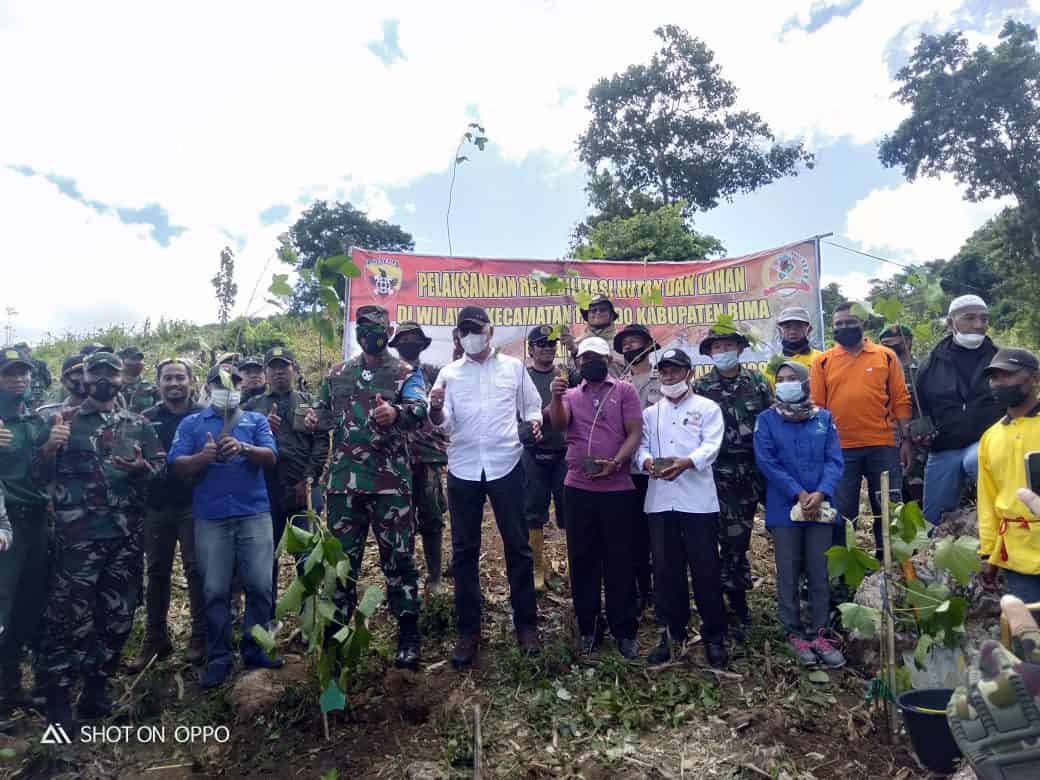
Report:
772,360,817,422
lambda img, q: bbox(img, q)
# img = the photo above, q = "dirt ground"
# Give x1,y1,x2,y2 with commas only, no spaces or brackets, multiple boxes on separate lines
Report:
1,507,941,780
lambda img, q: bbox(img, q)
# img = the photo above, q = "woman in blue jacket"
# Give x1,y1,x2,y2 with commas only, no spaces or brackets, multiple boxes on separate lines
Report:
753,361,845,668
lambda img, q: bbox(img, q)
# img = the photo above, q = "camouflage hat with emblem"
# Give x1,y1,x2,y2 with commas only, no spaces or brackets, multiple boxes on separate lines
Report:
356,305,390,327
389,321,432,349
84,351,124,372
237,355,265,370
264,346,297,365
0,345,33,372
698,326,750,356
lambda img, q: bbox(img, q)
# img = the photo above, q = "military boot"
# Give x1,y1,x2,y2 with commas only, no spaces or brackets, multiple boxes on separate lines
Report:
394,616,421,671
0,666,27,714
529,529,545,592
77,676,113,721
422,531,444,596
127,630,173,673
45,686,77,733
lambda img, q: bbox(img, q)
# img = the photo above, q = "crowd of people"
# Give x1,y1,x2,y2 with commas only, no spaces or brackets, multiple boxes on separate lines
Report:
0,290,1038,744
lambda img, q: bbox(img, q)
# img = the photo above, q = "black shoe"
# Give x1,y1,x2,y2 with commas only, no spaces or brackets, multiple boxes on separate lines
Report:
705,641,729,669
617,638,640,660
394,639,421,671
451,635,479,669
647,632,672,665
45,686,77,733
77,676,113,721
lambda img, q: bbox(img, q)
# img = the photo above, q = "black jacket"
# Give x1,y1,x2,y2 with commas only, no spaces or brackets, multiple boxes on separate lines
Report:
916,335,1002,452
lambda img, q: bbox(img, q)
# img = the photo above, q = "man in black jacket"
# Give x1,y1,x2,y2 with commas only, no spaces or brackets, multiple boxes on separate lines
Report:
916,295,1003,525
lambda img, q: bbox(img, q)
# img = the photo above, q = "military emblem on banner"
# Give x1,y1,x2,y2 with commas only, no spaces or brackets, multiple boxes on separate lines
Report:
762,250,811,298
366,257,403,297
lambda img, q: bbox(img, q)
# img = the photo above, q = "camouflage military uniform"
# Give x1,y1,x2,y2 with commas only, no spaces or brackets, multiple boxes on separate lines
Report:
120,378,161,414
694,366,773,607
898,358,927,504
317,339,428,622
26,358,53,412
408,364,448,537
34,400,163,690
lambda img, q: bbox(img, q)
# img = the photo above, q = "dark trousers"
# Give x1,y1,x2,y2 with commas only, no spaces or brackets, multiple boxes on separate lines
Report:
522,449,567,530
630,475,653,599
832,445,902,556
447,464,537,636
0,506,49,681
563,486,638,639
648,511,727,644
143,506,205,643
771,525,832,638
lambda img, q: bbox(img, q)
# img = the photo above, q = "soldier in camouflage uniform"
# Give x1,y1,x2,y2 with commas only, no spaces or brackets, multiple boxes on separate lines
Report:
307,305,428,670
13,343,52,412
117,345,161,413
35,352,164,729
878,325,927,505
389,322,450,595
238,355,268,407
694,328,773,632
38,355,89,419
948,592,1040,779
0,346,51,713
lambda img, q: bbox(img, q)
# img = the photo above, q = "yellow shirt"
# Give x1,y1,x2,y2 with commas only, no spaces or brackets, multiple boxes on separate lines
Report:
766,349,822,386
978,403,1040,574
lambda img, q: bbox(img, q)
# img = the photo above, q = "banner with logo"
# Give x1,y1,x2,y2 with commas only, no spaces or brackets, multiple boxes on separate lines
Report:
345,238,824,377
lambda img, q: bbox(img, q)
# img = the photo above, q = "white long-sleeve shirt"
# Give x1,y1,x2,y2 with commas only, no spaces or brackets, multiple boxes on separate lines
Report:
636,391,725,514
432,350,543,481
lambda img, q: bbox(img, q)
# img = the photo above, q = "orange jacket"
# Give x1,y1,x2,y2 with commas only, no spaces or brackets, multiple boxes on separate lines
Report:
809,340,911,449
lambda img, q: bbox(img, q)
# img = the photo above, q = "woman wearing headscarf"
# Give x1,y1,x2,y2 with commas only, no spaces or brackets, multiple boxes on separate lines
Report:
753,361,845,668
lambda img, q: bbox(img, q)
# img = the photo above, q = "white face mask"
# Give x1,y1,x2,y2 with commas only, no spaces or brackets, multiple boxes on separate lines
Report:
659,379,689,399
210,388,241,410
953,331,985,350
775,381,806,403
461,332,489,355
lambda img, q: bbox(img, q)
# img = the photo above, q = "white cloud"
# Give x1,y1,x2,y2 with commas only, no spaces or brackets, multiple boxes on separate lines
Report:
845,177,1012,263
821,270,873,301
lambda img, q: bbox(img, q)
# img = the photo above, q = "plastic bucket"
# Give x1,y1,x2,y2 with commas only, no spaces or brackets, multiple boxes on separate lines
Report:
897,688,962,774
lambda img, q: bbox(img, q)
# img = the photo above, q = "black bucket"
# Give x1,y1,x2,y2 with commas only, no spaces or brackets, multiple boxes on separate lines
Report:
897,688,962,774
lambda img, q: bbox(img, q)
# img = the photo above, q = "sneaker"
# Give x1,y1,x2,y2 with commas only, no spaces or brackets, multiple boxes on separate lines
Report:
789,634,817,666
647,631,672,665
810,632,846,669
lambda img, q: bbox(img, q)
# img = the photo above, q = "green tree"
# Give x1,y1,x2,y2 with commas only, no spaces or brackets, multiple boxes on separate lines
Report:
211,246,237,327
879,19,1040,261
287,200,414,312
577,25,813,213
573,201,724,261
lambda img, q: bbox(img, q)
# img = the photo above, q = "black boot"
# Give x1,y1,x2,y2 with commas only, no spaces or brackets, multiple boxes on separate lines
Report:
727,590,752,642
394,616,421,671
46,686,77,733
705,641,729,669
422,531,444,595
77,676,113,721
647,630,672,665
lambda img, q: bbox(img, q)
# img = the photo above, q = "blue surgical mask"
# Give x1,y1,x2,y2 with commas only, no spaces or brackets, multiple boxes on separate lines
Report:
711,351,740,371
775,381,805,403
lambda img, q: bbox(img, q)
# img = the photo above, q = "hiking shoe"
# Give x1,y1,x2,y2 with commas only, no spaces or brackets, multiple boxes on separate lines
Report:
394,618,422,671
617,638,640,660
789,634,817,666
810,632,846,669
516,626,541,658
705,641,729,669
647,631,672,665
451,635,480,670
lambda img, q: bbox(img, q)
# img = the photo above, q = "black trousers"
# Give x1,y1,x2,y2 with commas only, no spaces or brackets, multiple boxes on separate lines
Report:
447,464,537,636
522,450,567,530
647,511,727,644
630,475,653,598
564,486,638,640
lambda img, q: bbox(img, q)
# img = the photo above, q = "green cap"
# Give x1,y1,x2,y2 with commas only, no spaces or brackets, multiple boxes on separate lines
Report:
699,327,750,357
356,305,390,327
264,346,297,365
84,352,123,372
390,321,432,349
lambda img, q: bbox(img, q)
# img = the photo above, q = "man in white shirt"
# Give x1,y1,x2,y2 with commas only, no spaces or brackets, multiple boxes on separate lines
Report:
636,348,729,668
430,306,544,668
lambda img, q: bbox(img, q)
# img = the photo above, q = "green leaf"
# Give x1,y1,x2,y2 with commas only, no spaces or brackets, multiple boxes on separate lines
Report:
912,322,932,344
269,273,293,298
316,316,335,345
838,603,881,638
336,558,352,585
332,624,351,643
934,536,981,586
531,270,568,295
317,598,337,623
914,634,934,668
807,669,830,684
323,254,361,278
905,580,950,620
304,540,325,574
573,290,593,310
318,286,340,312
871,296,904,323
713,313,739,335
0,748,16,760
849,301,874,321
640,285,664,306
357,586,385,618
275,578,306,619
323,535,345,563
283,524,314,555
321,769,340,780
845,519,857,549
319,679,346,714
827,544,880,590
250,624,276,656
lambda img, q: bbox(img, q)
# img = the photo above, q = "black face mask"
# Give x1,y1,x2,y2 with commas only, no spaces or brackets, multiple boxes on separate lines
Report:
395,344,423,362
87,378,120,403
359,328,388,355
992,383,1031,409
781,337,810,355
834,326,863,348
623,347,649,365
64,378,86,399
580,361,609,383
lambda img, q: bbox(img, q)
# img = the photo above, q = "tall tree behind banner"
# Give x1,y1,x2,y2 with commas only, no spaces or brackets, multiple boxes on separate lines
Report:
344,238,825,375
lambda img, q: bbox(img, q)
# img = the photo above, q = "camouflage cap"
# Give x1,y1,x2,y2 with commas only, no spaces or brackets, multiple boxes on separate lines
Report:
238,355,265,370
877,324,913,341
389,321,432,349
61,355,85,375
264,346,297,365
80,342,115,356
698,327,750,357
579,294,619,322
0,345,33,372
117,345,144,359
356,305,390,327
84,351,123,372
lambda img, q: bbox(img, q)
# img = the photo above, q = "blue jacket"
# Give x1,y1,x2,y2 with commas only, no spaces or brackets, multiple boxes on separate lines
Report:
753,407,844,529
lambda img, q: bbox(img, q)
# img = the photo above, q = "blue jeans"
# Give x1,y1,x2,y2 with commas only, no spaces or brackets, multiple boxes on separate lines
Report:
832,446,902,556
922,443,979,525
194,513,274,668
1005,570,1040,604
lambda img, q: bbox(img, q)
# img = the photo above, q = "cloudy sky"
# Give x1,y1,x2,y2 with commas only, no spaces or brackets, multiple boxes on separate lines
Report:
3,0,1038,343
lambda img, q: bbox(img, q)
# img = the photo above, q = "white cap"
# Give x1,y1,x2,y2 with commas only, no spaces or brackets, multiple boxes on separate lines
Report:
948,294,987,317
576,336,610,357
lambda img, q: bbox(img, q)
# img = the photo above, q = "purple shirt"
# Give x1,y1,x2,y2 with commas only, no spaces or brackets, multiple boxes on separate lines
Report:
562,377,642,492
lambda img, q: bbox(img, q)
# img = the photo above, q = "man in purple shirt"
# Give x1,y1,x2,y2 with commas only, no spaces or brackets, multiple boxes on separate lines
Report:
548,337,643,658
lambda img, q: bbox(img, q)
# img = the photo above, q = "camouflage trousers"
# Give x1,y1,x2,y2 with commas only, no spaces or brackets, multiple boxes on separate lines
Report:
411,462,445,537
37,535,143,688
327,492,420,620
714,469,760,595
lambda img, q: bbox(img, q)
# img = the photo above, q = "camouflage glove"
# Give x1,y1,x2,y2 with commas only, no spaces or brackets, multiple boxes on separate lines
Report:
947,595,1040,780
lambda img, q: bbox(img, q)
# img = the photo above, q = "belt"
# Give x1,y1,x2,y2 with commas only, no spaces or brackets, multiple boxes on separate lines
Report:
997,516,1040,562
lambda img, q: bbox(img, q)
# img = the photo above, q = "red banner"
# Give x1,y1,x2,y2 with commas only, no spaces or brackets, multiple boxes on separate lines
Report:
346,239,824,375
